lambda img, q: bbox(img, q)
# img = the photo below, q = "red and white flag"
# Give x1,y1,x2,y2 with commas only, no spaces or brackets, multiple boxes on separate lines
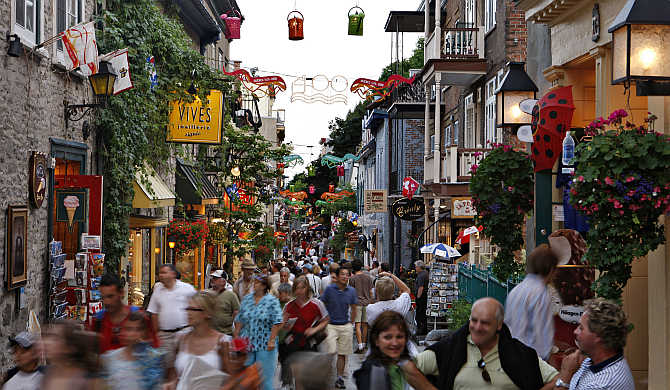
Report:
61,21,98,75
402,176,420,199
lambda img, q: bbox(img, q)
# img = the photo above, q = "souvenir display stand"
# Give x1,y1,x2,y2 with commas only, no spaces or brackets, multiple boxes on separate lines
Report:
48,236,105,324
426,258,459,330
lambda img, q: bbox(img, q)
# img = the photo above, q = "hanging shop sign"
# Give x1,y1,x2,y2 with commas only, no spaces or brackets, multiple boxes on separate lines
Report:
401,176,420,200
55,189,88,232
559,305,585,324
167,90,223,144
452,197,476,219
29,152,47,209
224,68,287,97
392,197,424,221
364,189,387,213
351,74,415,102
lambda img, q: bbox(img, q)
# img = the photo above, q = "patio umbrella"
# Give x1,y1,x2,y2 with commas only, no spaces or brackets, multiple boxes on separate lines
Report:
420,243,461,258
456,225,483,245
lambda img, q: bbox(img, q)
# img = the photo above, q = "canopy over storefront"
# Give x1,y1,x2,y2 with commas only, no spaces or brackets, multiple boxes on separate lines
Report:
132,166,175,209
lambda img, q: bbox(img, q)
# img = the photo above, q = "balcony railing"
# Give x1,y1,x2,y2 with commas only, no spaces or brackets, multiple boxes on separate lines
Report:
458,148,489,179
442,27,484,60
424,155,435,184
390,79,426,104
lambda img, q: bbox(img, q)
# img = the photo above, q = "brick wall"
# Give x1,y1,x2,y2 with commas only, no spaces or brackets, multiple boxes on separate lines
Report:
404,119,425,183
505,0,528,62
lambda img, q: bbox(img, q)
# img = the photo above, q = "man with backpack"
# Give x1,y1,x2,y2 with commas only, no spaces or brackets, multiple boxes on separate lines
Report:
90,273,159,353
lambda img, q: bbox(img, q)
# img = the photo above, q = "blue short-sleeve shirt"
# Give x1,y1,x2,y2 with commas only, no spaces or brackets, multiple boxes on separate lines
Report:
235,293,283,351
320,284,358,325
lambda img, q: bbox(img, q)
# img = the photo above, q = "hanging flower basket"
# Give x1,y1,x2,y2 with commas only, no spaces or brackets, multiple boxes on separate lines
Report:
167,220,210,255
470,144,534,282
569,110,670,299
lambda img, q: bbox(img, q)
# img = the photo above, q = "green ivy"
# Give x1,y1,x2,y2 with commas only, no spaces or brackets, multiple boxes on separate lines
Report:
95,0,234,273
470,145,534,281
569,111,670,300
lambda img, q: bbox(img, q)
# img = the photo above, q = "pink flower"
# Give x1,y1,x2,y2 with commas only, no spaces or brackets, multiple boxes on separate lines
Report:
507,186,514,192
605,177,614,185
591,204,599,212
654,186,661,193
473,152,482,158
614,200,623,209
619,210,625,215
627,190,635,197
626,176,636,183
608,109,628,124
577,176,585,182
470,164,478,174
503,145,512,152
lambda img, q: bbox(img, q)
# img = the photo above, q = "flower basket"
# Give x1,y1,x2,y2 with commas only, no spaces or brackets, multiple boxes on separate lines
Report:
167,220,209,255
569,110,669,299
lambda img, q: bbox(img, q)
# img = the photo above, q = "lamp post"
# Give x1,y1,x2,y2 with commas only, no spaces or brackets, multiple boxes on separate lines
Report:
609,0,670,95
64,60,118,131
168,240,175,264
495,62,538,132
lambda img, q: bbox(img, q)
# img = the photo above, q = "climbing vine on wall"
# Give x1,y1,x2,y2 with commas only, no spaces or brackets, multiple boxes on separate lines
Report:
95,0,232,273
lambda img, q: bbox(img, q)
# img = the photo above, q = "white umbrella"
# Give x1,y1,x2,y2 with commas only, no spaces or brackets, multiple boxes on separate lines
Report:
419,243,461,258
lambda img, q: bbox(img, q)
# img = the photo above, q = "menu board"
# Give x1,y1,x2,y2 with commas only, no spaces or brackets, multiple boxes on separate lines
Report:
426,260,458,318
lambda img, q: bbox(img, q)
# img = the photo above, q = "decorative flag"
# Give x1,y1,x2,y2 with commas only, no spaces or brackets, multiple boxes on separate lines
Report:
223,68,286,97
146,56,158,90
99,48,133,95
350,74,415,102
402,177,420,200
60,22,98,75
456,225,484,245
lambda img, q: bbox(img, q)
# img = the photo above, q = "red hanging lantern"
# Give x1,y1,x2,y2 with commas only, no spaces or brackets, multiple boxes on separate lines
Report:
309,185,315,194
287,10,304,41
337,165,344,177
220,11,241,39
329,184,335,193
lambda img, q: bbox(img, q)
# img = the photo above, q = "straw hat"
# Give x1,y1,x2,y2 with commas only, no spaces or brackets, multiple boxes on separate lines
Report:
241,258,257,269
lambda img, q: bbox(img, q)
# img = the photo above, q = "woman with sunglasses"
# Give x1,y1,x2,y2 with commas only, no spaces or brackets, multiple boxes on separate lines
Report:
354,311,436,390
233,274,283,390
163,291,231,389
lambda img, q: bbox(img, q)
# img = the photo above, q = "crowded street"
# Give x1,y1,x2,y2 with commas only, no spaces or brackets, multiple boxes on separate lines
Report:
1,0,669,389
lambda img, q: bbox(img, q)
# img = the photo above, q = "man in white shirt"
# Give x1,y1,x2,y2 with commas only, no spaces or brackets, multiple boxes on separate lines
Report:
302,263,322,298
320,262,339,295
2,332,44,390
147,263,196,366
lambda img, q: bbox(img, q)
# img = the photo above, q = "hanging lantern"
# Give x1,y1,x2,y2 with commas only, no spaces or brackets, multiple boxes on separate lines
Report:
348,6,365,36
309,185,315,194
221,10,241,40
337,165,345,177
308,166,315,176
288,10,304,41
329,184,335,193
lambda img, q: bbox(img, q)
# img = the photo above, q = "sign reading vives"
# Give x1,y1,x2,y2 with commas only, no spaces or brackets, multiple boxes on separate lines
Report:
167,90,223,144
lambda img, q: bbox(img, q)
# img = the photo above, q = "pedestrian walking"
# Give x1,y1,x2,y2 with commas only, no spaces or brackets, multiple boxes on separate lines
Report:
91,273,159,353
209,270,241,336
41,320,102,390
302,263,321,298
233,275,283,390
353,311,436,390
414,261,429,336
276,283,294,310
279,275,330,387
164,291,231,389
146,264,196,368
271,267,293,297
349,260,374,354
365,272,419,357
414,297,559,389
269,263,281,288
320,262,339,295
234,258,257,301
2,332,44,390
504,244,559,360
100,311,164,390
320,267,358,389
553,299,635,389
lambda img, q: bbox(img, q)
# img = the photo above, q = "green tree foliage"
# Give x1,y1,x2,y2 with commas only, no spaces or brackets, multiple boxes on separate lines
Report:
326,102,367,157
379,38,424,81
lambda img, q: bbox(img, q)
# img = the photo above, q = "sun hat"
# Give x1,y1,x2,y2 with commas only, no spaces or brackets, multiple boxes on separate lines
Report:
241,258,257,269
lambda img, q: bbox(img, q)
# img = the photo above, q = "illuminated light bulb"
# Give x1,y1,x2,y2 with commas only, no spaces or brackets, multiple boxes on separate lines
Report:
511,105,522,119
639,48,656,70
154,248,160,254
231,166,241,177
168,241,175,249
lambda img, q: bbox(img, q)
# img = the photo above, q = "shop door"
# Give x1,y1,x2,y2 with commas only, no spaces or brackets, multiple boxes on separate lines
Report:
53,173,103,258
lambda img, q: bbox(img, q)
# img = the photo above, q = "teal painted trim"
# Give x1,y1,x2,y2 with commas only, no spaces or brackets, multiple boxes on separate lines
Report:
535,171,552,246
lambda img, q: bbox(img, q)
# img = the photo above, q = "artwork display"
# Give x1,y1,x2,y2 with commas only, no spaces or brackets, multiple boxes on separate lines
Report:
426,261,459,318
6,205,28,290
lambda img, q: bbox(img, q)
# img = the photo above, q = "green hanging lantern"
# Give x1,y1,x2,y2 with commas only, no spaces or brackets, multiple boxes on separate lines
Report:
348,6,364,36
308,166,315,176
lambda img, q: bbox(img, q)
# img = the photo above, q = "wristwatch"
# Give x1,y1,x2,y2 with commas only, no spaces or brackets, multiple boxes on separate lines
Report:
555,378,570,388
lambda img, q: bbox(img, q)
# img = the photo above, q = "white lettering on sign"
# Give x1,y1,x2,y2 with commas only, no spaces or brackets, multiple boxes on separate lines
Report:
559,305,584,324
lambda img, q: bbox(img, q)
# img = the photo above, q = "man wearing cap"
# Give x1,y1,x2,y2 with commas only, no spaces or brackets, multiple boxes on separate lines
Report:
3,332,44,389
209,269,241,336
234,257,257,301
302,262,321,298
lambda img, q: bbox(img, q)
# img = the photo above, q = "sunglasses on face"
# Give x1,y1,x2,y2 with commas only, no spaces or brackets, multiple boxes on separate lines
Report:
477,359,491,383
185,307,204,312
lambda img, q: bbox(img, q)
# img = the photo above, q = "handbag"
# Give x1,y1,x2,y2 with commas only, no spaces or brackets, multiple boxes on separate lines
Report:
307,318,328,349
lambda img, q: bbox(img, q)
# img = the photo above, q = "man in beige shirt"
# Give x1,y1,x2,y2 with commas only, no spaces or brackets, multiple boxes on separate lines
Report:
413,297,559,389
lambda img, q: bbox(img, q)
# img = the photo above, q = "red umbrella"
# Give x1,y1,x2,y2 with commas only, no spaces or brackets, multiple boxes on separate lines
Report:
530,86,575,172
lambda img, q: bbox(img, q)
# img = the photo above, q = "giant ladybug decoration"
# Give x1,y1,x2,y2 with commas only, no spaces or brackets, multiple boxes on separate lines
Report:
518,86,575,172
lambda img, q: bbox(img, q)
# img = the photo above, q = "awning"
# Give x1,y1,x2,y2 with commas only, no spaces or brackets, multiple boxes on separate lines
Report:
132,166,176,208
129,215,170,229
384,10,447,33
176,158,220,205
174,0,221,44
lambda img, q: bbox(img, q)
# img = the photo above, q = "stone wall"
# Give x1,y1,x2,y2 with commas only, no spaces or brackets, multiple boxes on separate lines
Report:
0,0,97,375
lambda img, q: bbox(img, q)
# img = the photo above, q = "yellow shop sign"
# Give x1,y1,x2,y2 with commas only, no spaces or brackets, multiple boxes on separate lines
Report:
167,90,223,144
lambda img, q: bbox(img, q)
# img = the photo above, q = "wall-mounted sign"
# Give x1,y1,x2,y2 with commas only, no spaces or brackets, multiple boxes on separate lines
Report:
29,152,47,209
452,197,476,219
392,197,424,221
167,90,223,144
364,189,387,213
56,189,88,232
559,305,585,324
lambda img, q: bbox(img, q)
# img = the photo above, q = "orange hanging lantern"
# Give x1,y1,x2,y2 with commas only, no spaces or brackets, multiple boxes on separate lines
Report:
287,10,304,41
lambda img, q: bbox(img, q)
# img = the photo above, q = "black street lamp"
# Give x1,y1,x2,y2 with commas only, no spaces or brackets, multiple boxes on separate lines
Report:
609,0,670,95
64,60,118,130
496,62,538,129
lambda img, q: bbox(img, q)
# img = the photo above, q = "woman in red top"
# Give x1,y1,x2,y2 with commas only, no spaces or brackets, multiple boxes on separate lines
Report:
279,276,330,386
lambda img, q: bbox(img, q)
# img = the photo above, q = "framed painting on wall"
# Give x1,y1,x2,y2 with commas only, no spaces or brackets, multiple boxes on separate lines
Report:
6,205,28,290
